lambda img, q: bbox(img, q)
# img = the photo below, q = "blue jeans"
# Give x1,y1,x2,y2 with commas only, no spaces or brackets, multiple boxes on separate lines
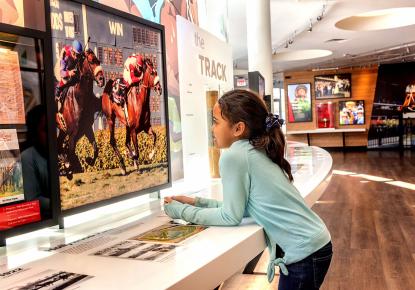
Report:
278,241,332,290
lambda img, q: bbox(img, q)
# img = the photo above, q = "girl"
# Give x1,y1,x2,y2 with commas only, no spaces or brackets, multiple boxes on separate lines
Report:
164,89,332,290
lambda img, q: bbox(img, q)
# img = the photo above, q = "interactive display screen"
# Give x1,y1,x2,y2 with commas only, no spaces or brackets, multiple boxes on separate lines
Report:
51,0,169,212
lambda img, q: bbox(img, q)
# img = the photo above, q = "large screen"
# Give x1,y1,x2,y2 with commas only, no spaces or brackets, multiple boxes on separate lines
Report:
50,0,169,212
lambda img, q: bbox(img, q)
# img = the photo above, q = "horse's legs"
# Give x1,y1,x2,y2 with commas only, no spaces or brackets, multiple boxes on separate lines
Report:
84,126,98,167
147,126,157,160
125,125,135,159
109,116,127,175
68,134,82,173
131,129,140,171
57,130,66,155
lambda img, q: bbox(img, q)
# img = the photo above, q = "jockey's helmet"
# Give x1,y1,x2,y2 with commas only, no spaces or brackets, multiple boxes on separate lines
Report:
72,40,83,55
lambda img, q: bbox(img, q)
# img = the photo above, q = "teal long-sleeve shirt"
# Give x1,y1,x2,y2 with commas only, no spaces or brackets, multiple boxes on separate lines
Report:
164,139,331,282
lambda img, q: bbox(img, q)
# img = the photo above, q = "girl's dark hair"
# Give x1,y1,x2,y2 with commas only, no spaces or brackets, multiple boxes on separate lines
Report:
218,89,293,182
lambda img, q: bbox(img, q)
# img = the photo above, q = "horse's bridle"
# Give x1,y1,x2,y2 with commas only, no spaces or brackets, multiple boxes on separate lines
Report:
142,59,159,88
81,50,103,83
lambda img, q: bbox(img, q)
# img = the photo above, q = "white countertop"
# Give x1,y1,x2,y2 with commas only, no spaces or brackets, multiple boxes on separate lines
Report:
0,142,332,290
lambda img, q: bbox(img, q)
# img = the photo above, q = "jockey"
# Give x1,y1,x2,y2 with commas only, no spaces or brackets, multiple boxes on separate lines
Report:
122,54,144,98
55,40,84,112
115,54,144,126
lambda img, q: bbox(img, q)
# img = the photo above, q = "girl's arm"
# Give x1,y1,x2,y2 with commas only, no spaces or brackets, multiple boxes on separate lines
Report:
167,195,222,208
193,198,250,217
194,197,222,208
164,149,249,226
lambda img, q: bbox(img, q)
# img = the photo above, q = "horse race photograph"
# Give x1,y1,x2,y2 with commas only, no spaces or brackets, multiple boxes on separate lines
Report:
50,0,169,211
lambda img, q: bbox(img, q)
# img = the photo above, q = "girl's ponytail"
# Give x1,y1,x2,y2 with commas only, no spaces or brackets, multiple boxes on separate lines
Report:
218,89,293,182
250,114,293,182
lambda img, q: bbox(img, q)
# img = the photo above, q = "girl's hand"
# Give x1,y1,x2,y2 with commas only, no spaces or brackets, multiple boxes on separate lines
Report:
169,195,196,206
164,196,173,204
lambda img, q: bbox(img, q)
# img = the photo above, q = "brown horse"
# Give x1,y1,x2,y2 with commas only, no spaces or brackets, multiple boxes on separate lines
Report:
102,58,162,175
57,49,105,178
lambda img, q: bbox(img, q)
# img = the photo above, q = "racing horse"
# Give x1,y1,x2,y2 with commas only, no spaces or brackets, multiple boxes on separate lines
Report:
102,58,162,175
57,48,105,178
